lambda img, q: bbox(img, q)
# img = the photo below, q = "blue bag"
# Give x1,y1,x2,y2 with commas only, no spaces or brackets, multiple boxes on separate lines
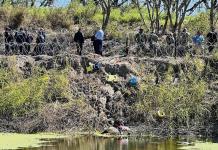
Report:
94,62,101,71
129,76,138,86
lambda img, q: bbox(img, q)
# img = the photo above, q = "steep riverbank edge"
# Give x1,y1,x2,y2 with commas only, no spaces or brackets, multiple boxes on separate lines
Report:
0,54,218,137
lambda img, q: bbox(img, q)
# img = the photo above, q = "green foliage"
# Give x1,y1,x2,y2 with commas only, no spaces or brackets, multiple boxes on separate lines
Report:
184,13,210,34
47,8,71,30
9,9,25,29
27,7,50,27
120,8,142,23
68,0,97,24
212,51,218,61
133,63,209,128
0,67,71,118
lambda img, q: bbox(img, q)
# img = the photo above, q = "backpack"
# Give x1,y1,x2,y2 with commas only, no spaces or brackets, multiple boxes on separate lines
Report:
129,76,138,86
93,62,101,71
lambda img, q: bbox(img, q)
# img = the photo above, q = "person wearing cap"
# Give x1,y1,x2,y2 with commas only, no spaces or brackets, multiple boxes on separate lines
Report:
135,28,147,54
206,27,217,53
94,27,104,56
74,28,84,55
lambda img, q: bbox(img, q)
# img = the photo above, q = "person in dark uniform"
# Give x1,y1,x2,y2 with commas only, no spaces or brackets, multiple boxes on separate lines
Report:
135,28,147,54
24,28,33,55
206,27,218,53
34,30,46,55
74,28,84,55
15,27,26,54
4,27,14,55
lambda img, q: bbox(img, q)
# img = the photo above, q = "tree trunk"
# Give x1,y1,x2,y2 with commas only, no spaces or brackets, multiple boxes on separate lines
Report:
163,15,168,34
155,0,161,33
31,0,36,7
102,9,111,30
1,0,5,6
210,0,215,30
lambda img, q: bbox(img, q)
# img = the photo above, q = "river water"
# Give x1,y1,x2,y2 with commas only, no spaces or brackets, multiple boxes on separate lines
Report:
0,133,218,150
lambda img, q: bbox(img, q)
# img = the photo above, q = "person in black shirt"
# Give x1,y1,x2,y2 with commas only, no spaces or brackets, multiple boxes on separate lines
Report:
34,30,46,55
15,27,26,54
24,28,33,54
74,28,84,55
4,27,14,55
206,27,218,53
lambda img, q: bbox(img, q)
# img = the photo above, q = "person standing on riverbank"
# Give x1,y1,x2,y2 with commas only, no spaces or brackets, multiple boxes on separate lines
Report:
206,27,218,53
4,27,14,55
135,28,147,55
192,31,204,55
74,28,84,55
94,27,104,56
15,27,26,54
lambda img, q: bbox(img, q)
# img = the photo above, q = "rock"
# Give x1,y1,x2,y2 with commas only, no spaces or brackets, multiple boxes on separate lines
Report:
100,84,114,98
104,62,133,78
99,97,107,109
33,55,54,69
105,127,120,135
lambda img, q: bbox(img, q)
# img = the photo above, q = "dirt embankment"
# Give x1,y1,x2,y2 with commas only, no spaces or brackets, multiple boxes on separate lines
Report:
0,53,218,136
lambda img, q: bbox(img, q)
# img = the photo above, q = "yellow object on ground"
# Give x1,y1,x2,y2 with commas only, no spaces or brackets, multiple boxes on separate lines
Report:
157,110,166,118
106,75,119,82
86,63,94,72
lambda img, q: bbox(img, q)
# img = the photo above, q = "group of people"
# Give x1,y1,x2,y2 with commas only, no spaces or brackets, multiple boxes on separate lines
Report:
135,27,218,57
4,26,218,57
4,27,46,55
74,27,104,56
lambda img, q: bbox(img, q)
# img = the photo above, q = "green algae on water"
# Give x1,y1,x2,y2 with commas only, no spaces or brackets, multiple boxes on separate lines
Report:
179,142,218,150
0,133,67,150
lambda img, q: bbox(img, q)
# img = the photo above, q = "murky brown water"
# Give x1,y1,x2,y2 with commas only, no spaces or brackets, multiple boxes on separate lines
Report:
18,136,218,150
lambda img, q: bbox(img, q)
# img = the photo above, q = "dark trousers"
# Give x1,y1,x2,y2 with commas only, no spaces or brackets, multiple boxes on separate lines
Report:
24,43,31,55
94,40,103,56
208,43,215,53
76,42,83,55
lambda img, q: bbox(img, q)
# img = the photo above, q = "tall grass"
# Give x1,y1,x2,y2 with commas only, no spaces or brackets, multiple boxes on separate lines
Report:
0,61,71,119
132,59,210,130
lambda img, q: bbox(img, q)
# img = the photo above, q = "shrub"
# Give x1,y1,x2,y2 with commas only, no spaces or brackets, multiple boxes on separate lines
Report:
47,9,71,30
0,67,71,119
184,13,210,34
9,9,25,29
132,64,209,129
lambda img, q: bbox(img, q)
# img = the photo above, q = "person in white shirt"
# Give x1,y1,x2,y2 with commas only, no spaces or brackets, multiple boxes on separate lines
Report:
93,27,104,56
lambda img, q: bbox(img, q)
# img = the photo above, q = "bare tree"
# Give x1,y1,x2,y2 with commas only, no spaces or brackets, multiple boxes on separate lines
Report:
203,0,218,30
144,0,162,32
97,0,113,30
132,0,147,29
162,0,203,32
40,0,55,7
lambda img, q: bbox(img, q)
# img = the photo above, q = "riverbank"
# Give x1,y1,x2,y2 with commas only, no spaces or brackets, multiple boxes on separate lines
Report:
0,53,217,137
